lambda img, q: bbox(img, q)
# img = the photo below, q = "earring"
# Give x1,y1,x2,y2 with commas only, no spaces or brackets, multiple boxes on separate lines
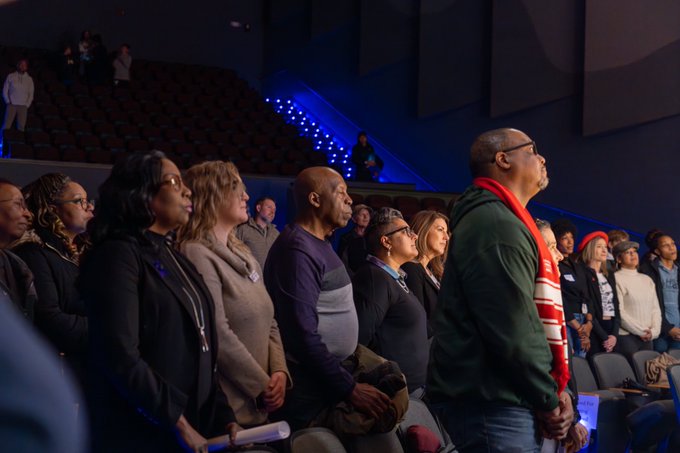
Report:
387,247,391,257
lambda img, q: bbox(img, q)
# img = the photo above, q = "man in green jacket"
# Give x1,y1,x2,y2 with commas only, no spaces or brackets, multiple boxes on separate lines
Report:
427,128,573,452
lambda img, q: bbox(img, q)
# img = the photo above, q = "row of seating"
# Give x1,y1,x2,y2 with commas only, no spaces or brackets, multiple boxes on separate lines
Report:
288,398,454,453
348,192,453,219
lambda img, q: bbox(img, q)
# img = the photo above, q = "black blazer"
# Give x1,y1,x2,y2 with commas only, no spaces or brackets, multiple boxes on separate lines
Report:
79,234,235,452
584,267,621,348
12,231,87,356
401,261,439,337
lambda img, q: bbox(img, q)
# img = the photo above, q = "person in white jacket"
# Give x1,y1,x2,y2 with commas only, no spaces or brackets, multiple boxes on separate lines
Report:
3,59,34,131
614,240,662,358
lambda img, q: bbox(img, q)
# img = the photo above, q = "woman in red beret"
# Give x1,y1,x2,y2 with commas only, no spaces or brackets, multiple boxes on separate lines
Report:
576,231,621,356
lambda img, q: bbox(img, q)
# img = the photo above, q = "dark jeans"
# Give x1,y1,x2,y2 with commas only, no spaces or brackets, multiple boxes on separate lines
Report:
653,335,680,353
430,401,541,453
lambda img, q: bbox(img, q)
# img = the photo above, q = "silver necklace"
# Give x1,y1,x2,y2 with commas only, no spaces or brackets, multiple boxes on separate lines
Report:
165,245,210,353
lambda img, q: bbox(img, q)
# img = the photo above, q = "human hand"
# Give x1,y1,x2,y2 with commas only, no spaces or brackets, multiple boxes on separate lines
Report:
670,327,680,341
581,336,591,352
582,321,593,337
565,423,589,453
226,422,242,449
176,414,208,453
263,371,287,412
603,335,617,352
538,392,573,440
349,383,391,419
365,160,376,167
641,329,652,342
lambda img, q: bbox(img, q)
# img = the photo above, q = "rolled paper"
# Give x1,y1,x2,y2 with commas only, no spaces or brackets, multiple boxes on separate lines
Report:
207,421,291,451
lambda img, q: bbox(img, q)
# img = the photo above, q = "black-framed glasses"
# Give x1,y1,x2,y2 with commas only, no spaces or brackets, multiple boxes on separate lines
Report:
53,198,95,210
490,141,539,162
384,226,414,237
160,174,184,192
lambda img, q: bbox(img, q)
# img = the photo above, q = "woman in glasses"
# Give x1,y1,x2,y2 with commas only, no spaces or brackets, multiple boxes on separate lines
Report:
352,207,429,397
178,161,290,427
401,210,449,337
12,173,94,383
79,151,239,452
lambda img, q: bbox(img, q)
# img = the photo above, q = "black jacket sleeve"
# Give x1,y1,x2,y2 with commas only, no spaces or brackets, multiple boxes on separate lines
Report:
14,244,87,353
82,241,188,428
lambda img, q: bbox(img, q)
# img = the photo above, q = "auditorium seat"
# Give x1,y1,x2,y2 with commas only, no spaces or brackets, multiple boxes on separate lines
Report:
592,352,639,389
365,194,393,210
571,356,631,453
34,146,60,161
44,118,68,132
61,147,86,162
421,197,446,212
288,428,346,453
127,139,149,152
78,135,101,151
397,397,452,452
85,149,109,164
94,123,116,138
632,350,660,384
8,143,33,159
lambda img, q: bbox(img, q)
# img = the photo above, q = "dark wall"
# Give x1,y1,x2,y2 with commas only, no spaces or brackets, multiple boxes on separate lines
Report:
0,0,264,87
263,0,680,240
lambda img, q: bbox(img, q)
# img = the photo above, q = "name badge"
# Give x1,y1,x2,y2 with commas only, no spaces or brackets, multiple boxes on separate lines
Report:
582,303,588,314
564,274,575,282
249,271,260,283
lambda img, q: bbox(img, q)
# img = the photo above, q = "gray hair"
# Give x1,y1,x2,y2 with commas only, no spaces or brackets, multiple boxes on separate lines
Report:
365,207,405,254
534,218,551,232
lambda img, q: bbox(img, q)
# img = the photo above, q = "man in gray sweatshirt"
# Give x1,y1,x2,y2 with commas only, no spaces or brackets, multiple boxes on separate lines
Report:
3,59,34,132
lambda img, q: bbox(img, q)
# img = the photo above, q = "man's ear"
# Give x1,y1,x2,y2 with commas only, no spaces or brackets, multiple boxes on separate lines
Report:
308,191,321,208
494,152,512,170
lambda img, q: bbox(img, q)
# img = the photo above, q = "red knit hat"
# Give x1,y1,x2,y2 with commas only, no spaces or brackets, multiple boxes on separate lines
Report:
577,231,609,253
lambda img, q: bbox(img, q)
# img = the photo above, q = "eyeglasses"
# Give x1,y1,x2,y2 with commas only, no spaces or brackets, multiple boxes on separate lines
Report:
490,141,539,162
160,174,184,192
53,198,95,210
0,197,27,210
384,226,415,237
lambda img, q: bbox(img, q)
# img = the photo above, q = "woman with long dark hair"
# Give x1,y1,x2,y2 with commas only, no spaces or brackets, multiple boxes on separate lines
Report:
12,173,93,381
79,151,239,452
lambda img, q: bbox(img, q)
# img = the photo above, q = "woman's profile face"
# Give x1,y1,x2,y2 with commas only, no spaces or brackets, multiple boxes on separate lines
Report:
51,181,94,236
149,159,192,233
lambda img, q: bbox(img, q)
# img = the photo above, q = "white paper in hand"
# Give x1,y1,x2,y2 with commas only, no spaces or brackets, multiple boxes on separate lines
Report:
207,421,291,451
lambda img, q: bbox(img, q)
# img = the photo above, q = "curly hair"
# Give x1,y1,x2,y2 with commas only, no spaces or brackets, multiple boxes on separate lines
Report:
23,173,84,259
410,210,449,280
178,161,250,256
89,150,166,245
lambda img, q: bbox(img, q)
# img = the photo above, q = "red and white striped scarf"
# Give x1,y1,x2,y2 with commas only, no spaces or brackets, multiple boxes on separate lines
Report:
474,177,570,394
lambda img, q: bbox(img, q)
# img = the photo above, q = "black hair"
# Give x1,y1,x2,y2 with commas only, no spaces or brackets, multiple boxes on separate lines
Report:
364,207,404,254
551,218,577,240
89,150,165,244
357,131,367,139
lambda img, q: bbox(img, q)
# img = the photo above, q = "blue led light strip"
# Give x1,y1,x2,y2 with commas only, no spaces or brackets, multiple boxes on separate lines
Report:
266,97,354,180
